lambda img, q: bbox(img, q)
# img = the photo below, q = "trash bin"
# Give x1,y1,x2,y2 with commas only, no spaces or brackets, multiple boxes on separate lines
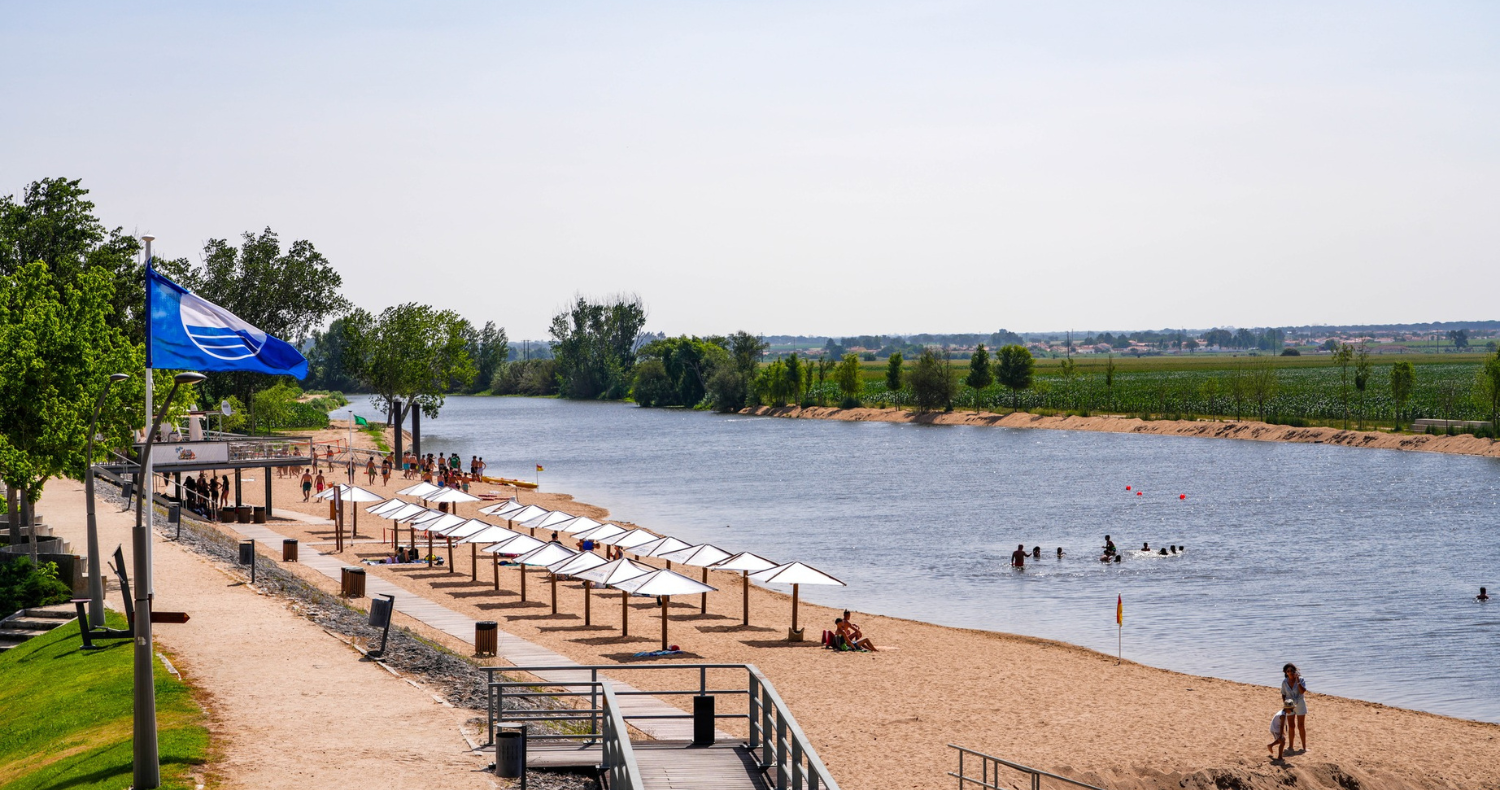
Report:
693,695,715,745
475,621,498,657
252,506,266,524
221,508,236,523
237,505,252,524
495,728,526,778
238,540,255,566
283,539,298,562
344,567,366,598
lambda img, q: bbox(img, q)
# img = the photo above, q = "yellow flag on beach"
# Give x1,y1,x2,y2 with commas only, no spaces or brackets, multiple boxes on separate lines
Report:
536,464,544,472
1116,594,1123,626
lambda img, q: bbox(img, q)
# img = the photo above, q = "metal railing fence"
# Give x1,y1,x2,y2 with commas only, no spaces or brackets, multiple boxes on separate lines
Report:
598,681,646,790
949,745,1109,790
483,663,840,790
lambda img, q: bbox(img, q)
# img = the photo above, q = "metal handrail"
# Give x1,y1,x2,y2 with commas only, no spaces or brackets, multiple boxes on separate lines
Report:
485,663,840,790
949,745,1110,790
600,681,646,790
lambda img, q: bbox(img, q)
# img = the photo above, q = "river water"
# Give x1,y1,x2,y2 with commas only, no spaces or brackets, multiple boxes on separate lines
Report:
359,395,1500,722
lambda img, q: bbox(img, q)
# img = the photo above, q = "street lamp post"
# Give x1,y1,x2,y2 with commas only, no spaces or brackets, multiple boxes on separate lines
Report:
132,370,205,790
85,372,130,628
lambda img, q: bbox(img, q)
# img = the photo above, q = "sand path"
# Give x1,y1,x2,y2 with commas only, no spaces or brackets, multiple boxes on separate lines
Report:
166,420,1500,790
40,478,494,790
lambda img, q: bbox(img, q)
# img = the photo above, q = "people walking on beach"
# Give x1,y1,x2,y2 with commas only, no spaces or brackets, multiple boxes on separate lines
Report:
477,457,486,479
221,474,231,509
1280,663,1308,752
301,470,313,501
1011,544,1026,568
1268,699,1294,760
381,457,392,487
366,457,377,484
314,471,326,495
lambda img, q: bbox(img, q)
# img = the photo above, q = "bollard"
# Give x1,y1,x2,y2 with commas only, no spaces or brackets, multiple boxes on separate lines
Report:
283,539,298,562
693,694,715,745
475,621,498,657
495,728,526,780
346,567,366,598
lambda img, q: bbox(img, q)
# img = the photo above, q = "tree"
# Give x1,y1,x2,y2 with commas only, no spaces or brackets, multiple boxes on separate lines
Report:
1104,354,1117,410
1332,342,1354,428
994,344,1035,412
908,348,957,412
305,315,368,392
784,353,804,405
348,303,476,423
548,295,648,400
1250,361,1279,421
181,228,351,410
472,321,510,394
1475,352,1500,433
630,358,674,407
966,344,992,389
1353,344,1372,430
885,352,903,391
834,353,862,407
1390,361,1415,430
1448,329,1470,350
0,262,150,535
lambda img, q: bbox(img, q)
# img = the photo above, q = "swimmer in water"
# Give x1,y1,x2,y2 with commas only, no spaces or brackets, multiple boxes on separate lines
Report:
1113,554,1122,563
1056,547,1064,559
1479,587,1490,602
1011,544,1026,568
1141,542,1150,552
1032,546,1041,559
1103,535,1117,557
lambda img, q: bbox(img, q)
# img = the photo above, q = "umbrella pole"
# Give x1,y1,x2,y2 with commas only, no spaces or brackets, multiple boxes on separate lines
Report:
584,582,591,625
493,552,499,591
791,583,800,639
660,596,668,651
427,530,433,568
701,567,709,614
446,536,454,574
550,572,557,614
353,507,358,539
622,591,629,637
520,564,527,602
471,544,477,582
742,571,750,627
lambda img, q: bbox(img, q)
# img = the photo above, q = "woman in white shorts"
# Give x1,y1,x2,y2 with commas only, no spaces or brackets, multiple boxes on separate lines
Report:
1280,663,1308,752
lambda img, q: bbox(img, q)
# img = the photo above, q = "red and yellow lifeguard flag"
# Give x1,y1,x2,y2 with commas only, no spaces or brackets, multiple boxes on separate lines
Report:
536,464,544,472
1116,594,1123,626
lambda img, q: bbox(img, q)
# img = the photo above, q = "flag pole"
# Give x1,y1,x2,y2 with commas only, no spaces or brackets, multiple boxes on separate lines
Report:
1116,592,1122,665
135,234,161,789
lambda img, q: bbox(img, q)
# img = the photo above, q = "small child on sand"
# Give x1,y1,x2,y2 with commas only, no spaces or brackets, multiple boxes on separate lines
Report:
1268,700,1294,760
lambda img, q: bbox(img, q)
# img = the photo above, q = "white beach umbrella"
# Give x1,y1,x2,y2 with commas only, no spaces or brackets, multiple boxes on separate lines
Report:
384,502,430,521
712,552,780,626
444,518,497,581
426,486,480,504
484,532,547,556
549,551,607,577
312,485,384,539
427,514,473,535
573,523,626,542
478,498,522,516
418,512,467,570
749,562,846,640
367,498,407,516
460,525,519,545
501,505,551,529
399,508,446,525
611,569,716,651
599,529,659,550
658,544,733,614
632,535,694,565
553,516,604,534
397,482,441,499
516,542,579,611
573,558,655,636
522,510,576,534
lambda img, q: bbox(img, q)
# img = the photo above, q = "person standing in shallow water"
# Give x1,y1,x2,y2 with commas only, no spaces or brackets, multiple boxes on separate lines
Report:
1281,663,1308,752
1010,544,1026,568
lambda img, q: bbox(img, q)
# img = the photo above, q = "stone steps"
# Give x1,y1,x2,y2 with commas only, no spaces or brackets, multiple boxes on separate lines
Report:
0,604,78,652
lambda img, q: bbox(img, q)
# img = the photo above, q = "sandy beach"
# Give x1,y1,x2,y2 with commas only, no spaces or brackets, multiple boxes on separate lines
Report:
743,405,1500,459
108,419,1498,790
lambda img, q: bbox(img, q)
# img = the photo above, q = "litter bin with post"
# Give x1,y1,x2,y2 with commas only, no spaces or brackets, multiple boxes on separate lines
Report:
495,728,526,779
252,506,266,524
283,539,298,562
344,567,365,598
475,621,498,657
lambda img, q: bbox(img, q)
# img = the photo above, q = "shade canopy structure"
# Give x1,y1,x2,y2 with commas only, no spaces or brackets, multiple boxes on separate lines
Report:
483,532,546,556
459,525,520,545
632,536,693,561
478,498,522,516
398,508,446,525
383,503,430,522
611,569,716,651
501,505,551,525
425,487,480,504
441,519,492,540
368,498,408,517
553,516,604,534
712,551,780,624
549,551,607,577
573,523,626,542
749,562,846,639
397,482,441,498
314,484,384,502
659,544,733,614
445,518,499,582
514,541,578,608
521,510,576,532
599,529,659,549
573,558,656,638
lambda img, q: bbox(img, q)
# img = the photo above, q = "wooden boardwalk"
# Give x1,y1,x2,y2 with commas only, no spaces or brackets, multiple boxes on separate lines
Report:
233,519,728,741
524,742,769,790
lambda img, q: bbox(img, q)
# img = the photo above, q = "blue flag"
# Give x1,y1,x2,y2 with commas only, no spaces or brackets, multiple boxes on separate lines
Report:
147,263,308,378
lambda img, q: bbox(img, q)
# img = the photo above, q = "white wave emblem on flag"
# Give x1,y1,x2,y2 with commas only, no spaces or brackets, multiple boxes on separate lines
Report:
179,292,267,362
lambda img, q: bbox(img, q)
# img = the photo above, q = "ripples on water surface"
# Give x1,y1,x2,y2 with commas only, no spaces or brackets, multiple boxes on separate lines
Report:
367,396,1500,721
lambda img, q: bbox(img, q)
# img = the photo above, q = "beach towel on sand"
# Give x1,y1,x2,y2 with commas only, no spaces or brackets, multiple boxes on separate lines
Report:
633,649,684,658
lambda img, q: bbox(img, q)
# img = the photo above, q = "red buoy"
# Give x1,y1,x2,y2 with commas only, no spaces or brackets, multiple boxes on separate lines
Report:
1180,494,1187,500
1136,491,1143,496
1126,486,1131,491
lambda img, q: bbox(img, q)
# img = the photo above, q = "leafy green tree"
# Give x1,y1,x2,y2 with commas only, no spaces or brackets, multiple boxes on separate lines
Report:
181,228,351,410
1104,354,1116,409
885,352,903,391
468,321,510,394
784,353,804,405
1251,361,1279,421
908,348,957,412
1353,344,1372,429
0,558,72,619
994,344,1035,412
630,359,674,407
305,315,368,392
347,303,476,423
0,262,151,526
1332,342,1354,428
834,353,862,407
1475,352,1500,432
1389,361,1415,430
548,295,648,400
966,344,992,389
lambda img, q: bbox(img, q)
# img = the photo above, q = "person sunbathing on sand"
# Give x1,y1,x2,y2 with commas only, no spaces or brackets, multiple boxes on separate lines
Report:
835,617,877,652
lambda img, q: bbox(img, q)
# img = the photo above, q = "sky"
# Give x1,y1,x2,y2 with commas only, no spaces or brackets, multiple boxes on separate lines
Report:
3,2,1498,338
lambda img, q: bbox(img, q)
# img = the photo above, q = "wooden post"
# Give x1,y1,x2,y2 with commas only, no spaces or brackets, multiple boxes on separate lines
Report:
520,564,527,601
471,544,478,582
234,467,242,507
263,465,273,519
584,581,592,625
742,571,750,627
701,567,709,614
550,573,558,614
493,553,500,591
427,530,433,568
660,596,669,650
791,583,800,636
446,536,454,573
622,590,629,637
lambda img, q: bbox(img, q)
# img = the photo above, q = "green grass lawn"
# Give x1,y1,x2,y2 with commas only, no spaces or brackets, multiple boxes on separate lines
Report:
0,612,209,790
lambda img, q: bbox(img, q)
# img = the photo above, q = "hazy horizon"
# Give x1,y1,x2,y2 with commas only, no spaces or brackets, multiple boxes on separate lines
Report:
5,2,1497,338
